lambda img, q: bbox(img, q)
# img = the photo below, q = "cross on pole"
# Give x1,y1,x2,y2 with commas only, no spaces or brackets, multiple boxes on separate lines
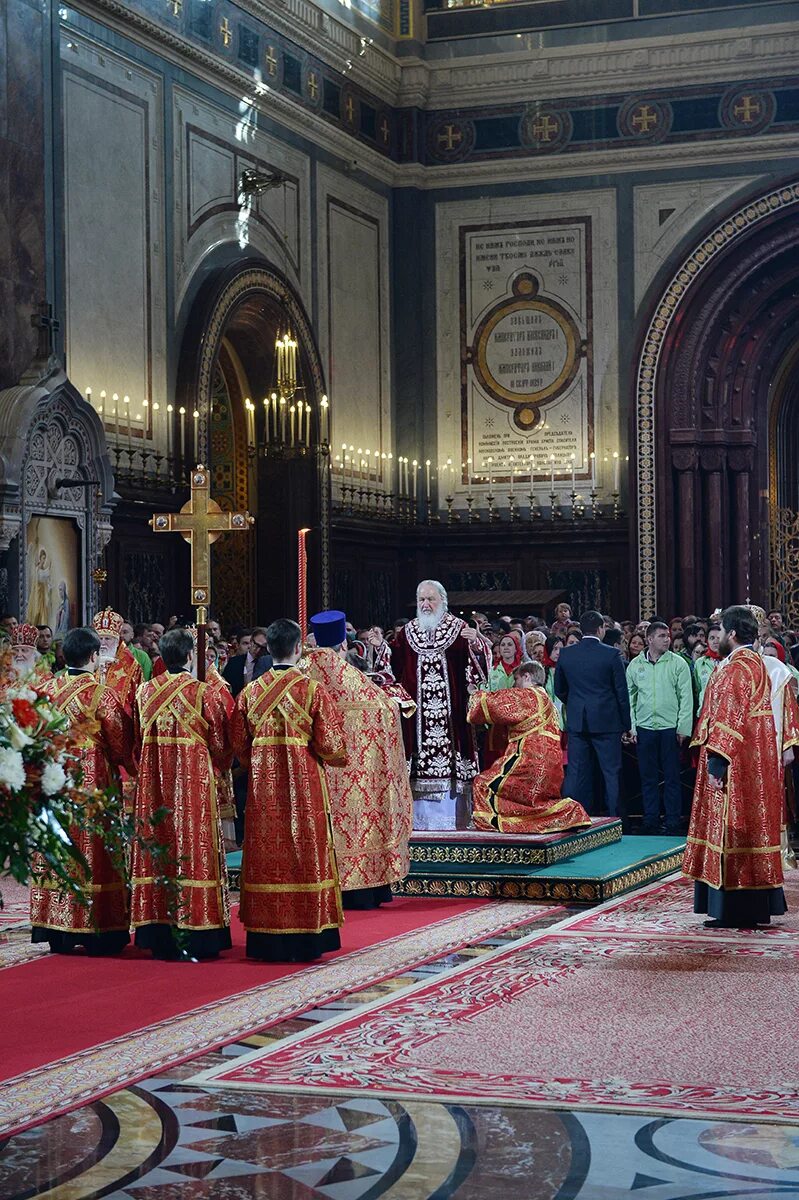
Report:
150,464,254,679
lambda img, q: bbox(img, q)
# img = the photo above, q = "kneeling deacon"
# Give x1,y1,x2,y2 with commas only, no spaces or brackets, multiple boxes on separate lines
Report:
468,661,591,834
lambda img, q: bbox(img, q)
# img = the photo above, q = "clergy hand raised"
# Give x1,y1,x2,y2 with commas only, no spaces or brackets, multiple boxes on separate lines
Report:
460,625,479,643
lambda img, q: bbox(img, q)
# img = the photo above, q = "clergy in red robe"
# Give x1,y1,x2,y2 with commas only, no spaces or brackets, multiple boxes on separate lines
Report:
468,662,591,834
93,608,143,715
684,605,797,928
30,626,135,954
232,617,347,962
390,580,490,792
305,610,414,909
130,627,233,959
5,622,52,691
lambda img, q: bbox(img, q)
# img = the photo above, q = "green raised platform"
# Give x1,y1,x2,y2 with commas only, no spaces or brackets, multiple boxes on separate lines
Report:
410,818,621,869
393,836,686,905
226,850,242,891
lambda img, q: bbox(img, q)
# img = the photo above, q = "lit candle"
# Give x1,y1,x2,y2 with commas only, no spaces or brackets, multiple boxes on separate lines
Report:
412,459,418,503
550,454,556,490
297,400,304,446
349,445,356,484
123,394,132,453
290,405,296,447
487,457,493,491
99,389,106,420
193,409,199,462
179,406,186,462
425,459,431,501
570,452,576,490
271,393,278,441
152,401,160,461
166,404,173,459
365,449,371,485
387,452,393,493
467,457,473,494
613,450,620,493
113,393,120,442
590,451,596,490
305,402,311,447
509,456,515,496
320,394,329,443
528,453,535,483
85,386,92,409
262,397,269,443
280,397,287,442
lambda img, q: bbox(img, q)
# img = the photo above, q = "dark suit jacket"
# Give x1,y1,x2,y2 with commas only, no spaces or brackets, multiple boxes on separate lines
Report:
554,638,631,733
222,652,273,697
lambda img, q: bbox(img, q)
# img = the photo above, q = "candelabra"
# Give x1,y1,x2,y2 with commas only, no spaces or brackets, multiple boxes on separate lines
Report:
508,493,518,523
612,490,621,520
486,492,498,523
528,492,540,521
549,491,561,520
590,488,599,519
570,490,579,520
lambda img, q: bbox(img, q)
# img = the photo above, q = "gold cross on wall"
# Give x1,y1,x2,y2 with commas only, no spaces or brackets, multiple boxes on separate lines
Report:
265,46,278,75
345,95,355,123
220,17,232,46
437,123,462,151
380,115,390,144
308,72,318,100
150,465,254,608
532,114,558,142
168,0,182,16
733,94,761,124
632,104,658,133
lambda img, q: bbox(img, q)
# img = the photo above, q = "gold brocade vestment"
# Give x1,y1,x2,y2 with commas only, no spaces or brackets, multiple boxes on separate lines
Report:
30,671,135,937
105,643,144,715
468,688,591,834
683,646,797,891
130,672,233,934
304,648,415,892
232,667,347,938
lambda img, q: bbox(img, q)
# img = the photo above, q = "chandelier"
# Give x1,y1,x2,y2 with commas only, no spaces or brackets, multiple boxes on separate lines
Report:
275,329,298,404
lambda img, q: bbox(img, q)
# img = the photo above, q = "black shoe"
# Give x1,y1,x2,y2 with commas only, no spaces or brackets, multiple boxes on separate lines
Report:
703,919,734,929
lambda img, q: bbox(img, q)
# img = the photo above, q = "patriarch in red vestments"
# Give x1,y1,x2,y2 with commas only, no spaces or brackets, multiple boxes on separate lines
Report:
93,608,143,715
30,625,136,954
683,605,798,928
5,622,52,692
304,610,414,909
130,627,234,959
232,618,347,962
389,580,490,792
468,661,591,834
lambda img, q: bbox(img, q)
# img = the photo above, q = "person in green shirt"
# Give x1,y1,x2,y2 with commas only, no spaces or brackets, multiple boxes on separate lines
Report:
120,619,153,681
627,620,694,835
488,634,521,692
694,623,722,714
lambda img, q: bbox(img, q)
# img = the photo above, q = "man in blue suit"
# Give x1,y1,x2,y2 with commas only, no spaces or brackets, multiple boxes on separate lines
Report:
554,610,632,817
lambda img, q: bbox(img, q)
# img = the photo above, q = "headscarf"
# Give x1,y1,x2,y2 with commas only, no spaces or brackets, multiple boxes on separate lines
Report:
497,632,523,676
766,638,786,664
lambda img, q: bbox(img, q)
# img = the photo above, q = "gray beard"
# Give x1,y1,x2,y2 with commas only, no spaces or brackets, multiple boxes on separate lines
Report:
417,607,445,633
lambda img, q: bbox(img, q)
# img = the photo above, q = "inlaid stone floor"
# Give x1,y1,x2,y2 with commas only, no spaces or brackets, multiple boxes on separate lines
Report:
1,905,799,1197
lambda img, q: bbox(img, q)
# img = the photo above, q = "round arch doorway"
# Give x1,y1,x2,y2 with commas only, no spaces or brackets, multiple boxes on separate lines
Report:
176,259,329,629
632,180,799,619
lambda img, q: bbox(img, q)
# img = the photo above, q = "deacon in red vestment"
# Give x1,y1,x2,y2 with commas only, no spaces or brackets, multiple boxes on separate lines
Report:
305,610,414,909
130,627,234,959
232,617,347,962
683,605,797,928
468,663,590,834
30,626,135,954
93,608,143,715
390,580,490,792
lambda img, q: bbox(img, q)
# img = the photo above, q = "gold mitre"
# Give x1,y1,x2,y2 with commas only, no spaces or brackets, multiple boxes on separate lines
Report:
743,603,767,626
92,608,124,637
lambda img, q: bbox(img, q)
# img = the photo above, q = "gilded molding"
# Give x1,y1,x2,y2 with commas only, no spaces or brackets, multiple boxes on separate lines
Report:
409,822,621,867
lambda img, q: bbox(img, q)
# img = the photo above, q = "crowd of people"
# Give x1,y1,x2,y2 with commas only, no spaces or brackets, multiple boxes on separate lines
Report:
1,583,795,960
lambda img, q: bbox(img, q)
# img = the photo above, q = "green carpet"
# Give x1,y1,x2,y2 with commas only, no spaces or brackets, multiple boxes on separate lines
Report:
394,836,686,905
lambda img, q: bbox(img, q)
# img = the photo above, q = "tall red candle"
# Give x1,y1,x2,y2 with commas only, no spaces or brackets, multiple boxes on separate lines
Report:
298,527,310,644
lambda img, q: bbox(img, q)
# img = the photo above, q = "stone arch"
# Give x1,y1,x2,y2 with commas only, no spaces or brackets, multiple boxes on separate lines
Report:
633,179,799,617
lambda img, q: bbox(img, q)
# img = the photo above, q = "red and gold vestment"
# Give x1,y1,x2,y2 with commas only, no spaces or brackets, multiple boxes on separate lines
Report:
30,671,135,937
304,648,414,892
232,667,347,939
130,671,233,936
684,646,796,891
104,643,143,716
467,688,591,834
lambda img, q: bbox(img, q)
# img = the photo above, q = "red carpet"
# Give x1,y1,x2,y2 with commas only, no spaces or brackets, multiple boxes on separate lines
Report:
0,898,488,1082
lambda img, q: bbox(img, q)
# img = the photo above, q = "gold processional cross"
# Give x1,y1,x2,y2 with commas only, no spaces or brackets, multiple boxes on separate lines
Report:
150,464,254,679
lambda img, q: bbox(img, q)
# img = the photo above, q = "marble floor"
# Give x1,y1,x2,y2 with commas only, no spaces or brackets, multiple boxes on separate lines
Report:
1,907,799,1199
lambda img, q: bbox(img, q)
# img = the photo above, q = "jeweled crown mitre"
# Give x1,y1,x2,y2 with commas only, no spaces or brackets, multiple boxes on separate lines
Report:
92,608,123,637
11,623,40,647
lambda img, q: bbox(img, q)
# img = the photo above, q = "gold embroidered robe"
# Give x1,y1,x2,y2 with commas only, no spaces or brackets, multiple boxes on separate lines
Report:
30,672,135,936
468,687,591,834
232,667,347,938
684,646,796,891
304,648,414,892
130,672,233,934
105,643,143,715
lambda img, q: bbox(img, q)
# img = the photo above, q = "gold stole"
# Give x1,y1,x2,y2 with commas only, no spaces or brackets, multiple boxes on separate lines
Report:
138,674,208,744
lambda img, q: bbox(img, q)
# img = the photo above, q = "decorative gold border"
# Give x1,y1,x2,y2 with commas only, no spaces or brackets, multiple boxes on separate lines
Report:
395,847,685,905
409,822,621,867
635,182,799,617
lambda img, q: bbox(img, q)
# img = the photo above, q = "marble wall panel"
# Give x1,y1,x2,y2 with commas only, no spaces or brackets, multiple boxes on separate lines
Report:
633,175,761,309
61,33,166,442
316,165,391,467
436,189,618,506
173,86,311,315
